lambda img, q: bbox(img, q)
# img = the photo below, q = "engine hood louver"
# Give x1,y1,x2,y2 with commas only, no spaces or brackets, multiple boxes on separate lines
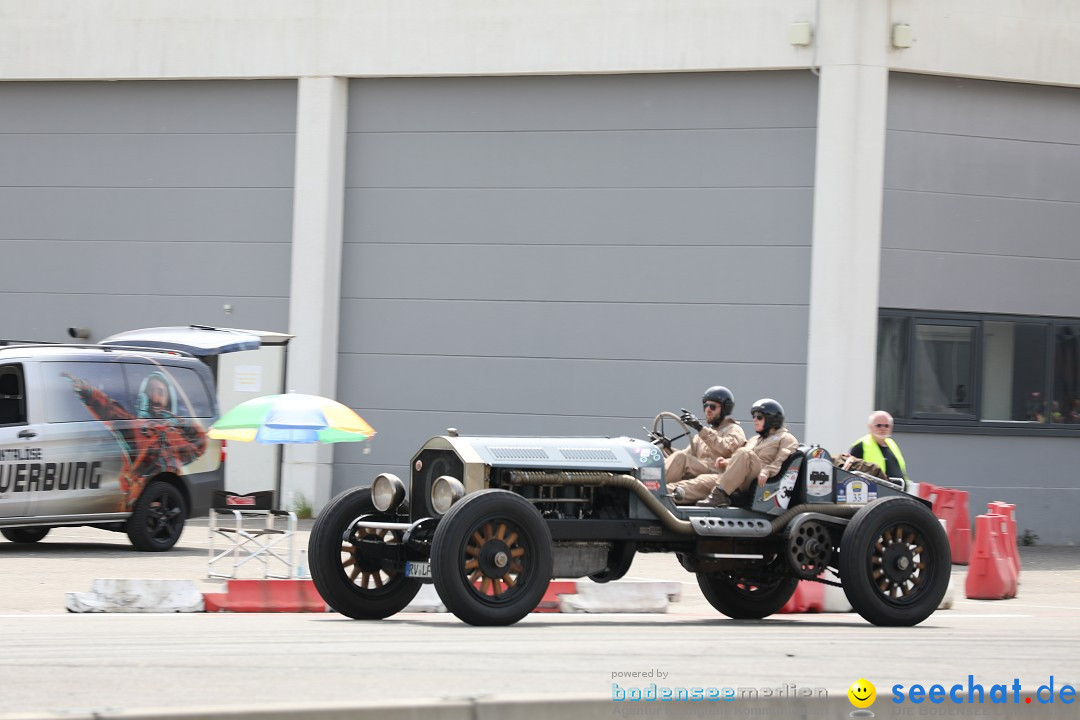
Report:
489,447,550,460
559,448,618,462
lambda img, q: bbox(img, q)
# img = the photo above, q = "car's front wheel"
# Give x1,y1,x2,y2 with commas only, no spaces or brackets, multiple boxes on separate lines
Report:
309,487,421,620
125,481,187,551
431,490,554,626
1,527,51,544
696,571,799,619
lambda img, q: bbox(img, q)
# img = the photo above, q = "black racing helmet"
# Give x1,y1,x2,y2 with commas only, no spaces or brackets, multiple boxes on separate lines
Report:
701,385,735,419
750,398,785,431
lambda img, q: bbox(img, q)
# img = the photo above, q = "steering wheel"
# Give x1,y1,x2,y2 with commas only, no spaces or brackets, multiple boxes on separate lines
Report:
650,411,695,454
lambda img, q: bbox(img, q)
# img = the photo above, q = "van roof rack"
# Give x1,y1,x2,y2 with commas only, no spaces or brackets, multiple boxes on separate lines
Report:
0,343,194,358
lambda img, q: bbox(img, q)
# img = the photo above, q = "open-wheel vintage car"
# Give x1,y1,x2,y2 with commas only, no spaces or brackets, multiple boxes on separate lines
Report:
308,415,950,627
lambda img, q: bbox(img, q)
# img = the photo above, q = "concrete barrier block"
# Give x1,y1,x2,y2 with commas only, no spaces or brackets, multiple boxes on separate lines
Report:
820,570,852,613
558,581,678,613
403,583,446,613
65,579,204,613
939,575,956,610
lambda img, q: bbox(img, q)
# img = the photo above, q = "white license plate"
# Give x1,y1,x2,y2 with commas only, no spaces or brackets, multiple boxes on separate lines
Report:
406,561,432,578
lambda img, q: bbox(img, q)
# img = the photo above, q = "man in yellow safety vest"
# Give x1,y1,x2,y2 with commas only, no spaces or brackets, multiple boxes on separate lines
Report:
849,410,908,488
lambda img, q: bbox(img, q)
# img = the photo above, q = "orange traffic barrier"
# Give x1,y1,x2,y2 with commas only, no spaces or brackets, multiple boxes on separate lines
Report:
987,501,1020,579
533,581,579,612
917,482,942,512
934,488,972,565
779,579,825,613
965,514,1018,600
203,579,329,612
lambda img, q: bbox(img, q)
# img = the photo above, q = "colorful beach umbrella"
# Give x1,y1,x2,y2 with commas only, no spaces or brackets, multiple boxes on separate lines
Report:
209,393,375,444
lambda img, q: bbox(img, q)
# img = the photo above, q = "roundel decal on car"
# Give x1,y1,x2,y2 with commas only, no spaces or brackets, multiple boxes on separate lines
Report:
806,457,834,497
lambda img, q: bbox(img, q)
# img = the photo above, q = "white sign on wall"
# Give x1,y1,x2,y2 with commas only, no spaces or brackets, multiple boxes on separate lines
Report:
233,365,263,393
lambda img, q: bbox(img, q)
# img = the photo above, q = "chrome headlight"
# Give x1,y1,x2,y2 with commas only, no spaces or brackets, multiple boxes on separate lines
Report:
371,473,407,512
431,475,465,515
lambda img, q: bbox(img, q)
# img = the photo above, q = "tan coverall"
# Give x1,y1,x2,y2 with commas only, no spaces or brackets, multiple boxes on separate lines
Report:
716,428,800,495
665,417,746,502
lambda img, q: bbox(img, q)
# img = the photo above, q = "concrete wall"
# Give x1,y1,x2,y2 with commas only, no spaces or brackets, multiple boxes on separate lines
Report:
2,1,1077,87
334,72,816,492
1,1,1077,537
0,80,297,342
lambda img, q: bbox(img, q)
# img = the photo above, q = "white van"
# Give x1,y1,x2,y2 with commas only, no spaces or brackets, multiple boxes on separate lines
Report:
0,326,276,551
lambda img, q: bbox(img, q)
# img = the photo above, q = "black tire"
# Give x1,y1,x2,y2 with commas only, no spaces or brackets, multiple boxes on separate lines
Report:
308,487,421,620
696,572,799,619
839,496,951,627
125,481,187,552
589,541,637,583
431,489,553,626
1,527,51,544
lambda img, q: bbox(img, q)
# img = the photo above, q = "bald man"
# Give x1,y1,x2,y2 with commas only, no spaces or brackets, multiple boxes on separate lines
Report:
849,410,908,487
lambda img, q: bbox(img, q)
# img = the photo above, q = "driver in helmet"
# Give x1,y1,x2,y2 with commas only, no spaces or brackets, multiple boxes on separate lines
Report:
664,386,746,504
696,398,799,508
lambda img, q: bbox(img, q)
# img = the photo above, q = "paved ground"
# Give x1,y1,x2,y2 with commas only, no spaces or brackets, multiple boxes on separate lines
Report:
0,520,1077,720
3,518,1078,615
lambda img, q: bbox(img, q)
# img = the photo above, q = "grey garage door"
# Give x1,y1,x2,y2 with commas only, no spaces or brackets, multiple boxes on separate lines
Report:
337,71,817,492
882,73,1080,318
0,80,296,342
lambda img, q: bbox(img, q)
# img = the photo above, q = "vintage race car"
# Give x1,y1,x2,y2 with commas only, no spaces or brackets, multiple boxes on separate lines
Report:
308,414,951,627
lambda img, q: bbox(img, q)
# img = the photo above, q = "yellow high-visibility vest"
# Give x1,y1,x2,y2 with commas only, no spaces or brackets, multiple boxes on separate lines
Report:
859,435,907,479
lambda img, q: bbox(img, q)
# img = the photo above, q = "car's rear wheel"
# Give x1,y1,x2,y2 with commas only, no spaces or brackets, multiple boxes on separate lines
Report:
432,490,553,626
1,527,51,544
309,487,421,620
126,481,187,551
839,496,950,626
696,571,799,619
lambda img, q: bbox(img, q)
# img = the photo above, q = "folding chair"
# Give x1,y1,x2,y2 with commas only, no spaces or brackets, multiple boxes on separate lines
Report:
208,491,298,579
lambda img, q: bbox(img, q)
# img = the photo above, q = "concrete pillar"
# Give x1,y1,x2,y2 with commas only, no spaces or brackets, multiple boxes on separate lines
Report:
281,76,349,513
804,1,891,453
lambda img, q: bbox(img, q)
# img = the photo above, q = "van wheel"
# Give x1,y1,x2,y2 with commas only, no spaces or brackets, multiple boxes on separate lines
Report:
2,527,51,544
126,481,187,552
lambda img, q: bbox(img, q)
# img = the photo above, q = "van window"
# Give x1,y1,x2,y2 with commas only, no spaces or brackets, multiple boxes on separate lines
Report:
44,362,130,423
124,364,214,419
0,365,26,425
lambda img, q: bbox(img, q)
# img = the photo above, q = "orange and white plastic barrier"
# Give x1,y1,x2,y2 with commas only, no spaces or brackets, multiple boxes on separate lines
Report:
987,501,1020,579
935,488,972,565
965,514,1018,600
779,580,825,613
917,482,972,565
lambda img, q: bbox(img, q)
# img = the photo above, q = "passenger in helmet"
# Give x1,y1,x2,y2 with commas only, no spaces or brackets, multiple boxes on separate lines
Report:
664,386,746,504
696,397,799,508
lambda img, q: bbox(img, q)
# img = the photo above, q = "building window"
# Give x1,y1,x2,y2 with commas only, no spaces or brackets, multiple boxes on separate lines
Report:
1055,325,1080,424
912,322,975,418
982,321,1047,423
878,311,1080,432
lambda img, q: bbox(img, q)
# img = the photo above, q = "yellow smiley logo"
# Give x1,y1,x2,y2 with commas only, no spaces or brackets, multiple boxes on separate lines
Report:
848,679,876,708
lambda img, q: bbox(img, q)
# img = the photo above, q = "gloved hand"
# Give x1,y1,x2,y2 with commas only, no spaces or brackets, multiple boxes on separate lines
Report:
679,409,703,431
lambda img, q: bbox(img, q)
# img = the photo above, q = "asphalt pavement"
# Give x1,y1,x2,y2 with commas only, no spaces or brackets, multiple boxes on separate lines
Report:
0,520,1078,720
